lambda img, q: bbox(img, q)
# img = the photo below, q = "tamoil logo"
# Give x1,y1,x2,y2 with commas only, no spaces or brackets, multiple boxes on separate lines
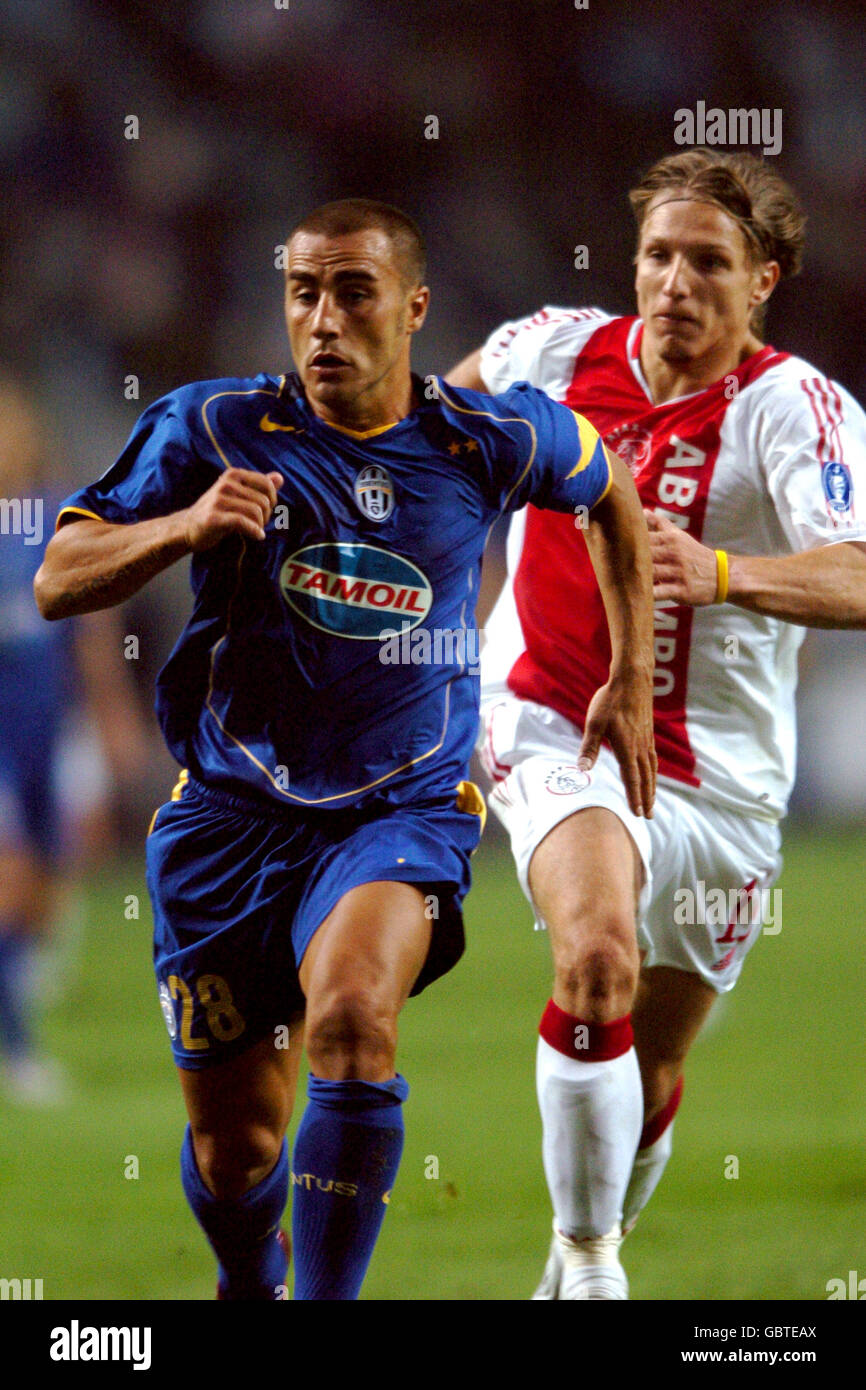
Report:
279,542,432,639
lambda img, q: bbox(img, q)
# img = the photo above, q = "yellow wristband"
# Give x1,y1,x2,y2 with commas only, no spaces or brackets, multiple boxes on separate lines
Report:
714,549,729,604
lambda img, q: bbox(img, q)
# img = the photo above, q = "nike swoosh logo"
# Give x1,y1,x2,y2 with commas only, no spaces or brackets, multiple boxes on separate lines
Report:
260,414,297,433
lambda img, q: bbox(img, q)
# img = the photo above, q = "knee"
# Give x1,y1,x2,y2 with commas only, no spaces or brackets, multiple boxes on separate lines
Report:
305,988,397,1081
193,1123,284,1200
552,920,639,1009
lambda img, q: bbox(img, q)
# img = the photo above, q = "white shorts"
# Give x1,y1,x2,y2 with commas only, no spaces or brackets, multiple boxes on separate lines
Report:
479,695,782,993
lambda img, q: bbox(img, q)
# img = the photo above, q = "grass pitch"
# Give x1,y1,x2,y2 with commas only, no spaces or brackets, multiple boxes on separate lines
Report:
2,824,863,1301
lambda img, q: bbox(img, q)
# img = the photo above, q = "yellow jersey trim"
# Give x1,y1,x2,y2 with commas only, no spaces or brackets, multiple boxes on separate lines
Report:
431,378,541,561
55,505,105,531
317,417,401,440
456,779,487,834
170,769,190,801
567,412,602,477
147,769,189,836
595,446,615,503
201,386,284,470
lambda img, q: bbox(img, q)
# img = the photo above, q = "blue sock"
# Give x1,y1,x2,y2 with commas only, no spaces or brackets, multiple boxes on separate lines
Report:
180,1126,290,1300
0,928,33,1058
291,1073,409,1300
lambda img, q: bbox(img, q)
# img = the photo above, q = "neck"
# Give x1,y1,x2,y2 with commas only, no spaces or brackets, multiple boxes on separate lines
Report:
310,369,416,434
640,331,764,405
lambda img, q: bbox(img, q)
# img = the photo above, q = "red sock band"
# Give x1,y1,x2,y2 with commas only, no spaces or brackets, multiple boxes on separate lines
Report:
539,998,634,1062
639,1075,684,1150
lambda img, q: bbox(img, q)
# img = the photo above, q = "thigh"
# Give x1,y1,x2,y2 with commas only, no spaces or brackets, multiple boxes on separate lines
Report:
480,695,652,928
529,806,644,954
299,880,432,1013
290,794,484,1000
178,1022,305,1142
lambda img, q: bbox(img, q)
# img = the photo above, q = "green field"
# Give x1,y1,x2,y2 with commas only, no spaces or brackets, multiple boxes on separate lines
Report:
2,826,864,1301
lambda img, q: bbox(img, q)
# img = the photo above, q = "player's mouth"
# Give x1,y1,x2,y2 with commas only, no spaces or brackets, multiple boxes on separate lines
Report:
654,310,697,328
309,351,351,377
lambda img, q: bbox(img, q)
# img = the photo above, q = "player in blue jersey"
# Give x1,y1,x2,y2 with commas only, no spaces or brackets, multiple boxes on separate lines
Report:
35,200,656,1300
1,374,150,1103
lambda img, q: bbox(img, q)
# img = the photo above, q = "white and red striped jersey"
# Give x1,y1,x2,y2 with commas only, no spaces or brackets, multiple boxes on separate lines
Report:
479,307,866,819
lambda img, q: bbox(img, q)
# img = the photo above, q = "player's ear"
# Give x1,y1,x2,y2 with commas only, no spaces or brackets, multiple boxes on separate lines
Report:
406,284,430,334
751,259,780,308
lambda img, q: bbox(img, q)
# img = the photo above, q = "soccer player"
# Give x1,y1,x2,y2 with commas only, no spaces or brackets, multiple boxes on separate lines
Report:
448,151,866,1298
34,199,655,1300
0,374,149,1104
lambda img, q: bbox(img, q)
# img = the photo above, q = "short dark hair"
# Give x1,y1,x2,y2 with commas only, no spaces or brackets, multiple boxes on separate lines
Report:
629,150,806,332
287,198,427,288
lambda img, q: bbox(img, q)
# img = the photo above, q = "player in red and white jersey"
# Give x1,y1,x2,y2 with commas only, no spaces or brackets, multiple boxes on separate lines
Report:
449,150,866,1298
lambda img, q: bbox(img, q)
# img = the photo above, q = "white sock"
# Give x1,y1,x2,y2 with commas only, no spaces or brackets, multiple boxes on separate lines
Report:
536,1034,643,1241
622,1122,675,1234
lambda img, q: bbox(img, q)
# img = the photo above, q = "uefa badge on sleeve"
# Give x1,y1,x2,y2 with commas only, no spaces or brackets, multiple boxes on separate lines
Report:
822,461,854,523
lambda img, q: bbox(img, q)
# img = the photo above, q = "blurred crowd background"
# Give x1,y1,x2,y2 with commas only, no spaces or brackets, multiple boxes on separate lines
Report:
2,0,865,853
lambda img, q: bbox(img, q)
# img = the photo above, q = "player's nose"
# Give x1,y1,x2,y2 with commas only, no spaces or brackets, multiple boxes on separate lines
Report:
660,254,690,295
309,292,340,337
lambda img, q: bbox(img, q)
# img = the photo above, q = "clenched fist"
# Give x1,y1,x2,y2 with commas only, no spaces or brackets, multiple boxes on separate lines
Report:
183,469,284,551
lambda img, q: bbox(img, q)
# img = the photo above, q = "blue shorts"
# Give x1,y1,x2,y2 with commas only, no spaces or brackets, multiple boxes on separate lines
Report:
146,775,485,1070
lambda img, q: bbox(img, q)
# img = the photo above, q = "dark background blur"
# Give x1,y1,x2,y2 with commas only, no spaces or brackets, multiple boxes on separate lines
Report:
3,0,865,824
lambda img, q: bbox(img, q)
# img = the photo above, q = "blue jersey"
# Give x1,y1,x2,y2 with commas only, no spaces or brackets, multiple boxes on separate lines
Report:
1,495,72,731
58,373,611,812
1,495,74,857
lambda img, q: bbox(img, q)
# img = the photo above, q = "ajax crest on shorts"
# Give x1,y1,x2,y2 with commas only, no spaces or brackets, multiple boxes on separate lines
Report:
544,764,591,796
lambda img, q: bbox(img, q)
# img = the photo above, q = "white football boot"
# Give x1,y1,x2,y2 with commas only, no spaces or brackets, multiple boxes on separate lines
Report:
532,1221,628,1300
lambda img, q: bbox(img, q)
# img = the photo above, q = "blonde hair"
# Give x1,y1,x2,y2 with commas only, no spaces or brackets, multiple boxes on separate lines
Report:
629,150,806,332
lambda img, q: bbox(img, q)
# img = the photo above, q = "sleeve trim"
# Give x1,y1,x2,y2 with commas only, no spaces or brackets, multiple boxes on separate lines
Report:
55,506,106,531
593,448,615,505
567,411,602,476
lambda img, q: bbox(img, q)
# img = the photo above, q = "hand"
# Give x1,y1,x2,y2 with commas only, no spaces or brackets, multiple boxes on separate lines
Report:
183,469,284,551
578,670,656,817
645,509,718,605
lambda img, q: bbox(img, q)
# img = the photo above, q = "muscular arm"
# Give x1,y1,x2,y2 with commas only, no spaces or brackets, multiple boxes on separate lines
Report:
34,467,283,621
648,511,866,627
578,448,657,815
727,542,866,627
446,349,486,392
35,513,192,620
